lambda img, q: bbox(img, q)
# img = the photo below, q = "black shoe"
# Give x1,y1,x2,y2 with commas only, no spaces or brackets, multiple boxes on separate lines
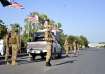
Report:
66,55,69,57
46,62,52,66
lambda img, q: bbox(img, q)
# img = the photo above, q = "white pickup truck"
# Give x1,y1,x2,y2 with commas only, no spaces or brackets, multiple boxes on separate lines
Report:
27,31,62,60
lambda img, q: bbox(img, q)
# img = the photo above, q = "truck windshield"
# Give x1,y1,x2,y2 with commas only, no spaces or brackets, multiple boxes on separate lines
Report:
33,32,45,41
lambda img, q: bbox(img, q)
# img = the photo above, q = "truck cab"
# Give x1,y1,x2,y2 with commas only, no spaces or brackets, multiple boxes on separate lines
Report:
27,30,62,60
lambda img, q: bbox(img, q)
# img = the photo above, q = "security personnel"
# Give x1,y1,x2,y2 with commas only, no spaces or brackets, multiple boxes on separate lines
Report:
75,40,80,55
4,31,12,64
64,38,69,57
69,43,73,54
44,20,53,66
73,40,76,55
73,40,79,56
10,28,20,65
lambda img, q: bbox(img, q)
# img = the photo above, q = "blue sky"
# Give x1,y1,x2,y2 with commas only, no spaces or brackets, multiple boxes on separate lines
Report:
0,0,105,42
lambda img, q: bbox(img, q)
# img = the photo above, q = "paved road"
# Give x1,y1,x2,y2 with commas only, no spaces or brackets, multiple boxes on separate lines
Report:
0,48,105,74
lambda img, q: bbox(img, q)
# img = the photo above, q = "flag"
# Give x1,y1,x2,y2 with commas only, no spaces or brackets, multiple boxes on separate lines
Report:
9,2,24,9
27,15,39,22
0,0,11,7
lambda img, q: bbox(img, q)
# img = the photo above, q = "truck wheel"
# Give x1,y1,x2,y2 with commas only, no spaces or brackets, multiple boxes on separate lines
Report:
57,53,62,58
31,53,36,61
41,52,46,59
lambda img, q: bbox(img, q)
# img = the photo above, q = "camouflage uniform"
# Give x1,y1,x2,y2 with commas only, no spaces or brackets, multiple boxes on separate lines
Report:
75,41,80,55
73,41,76,54
69,43,73,54
11,30,20,65
44,21,53,66
4,32,12,64
73,40,79,55
64,39,69,56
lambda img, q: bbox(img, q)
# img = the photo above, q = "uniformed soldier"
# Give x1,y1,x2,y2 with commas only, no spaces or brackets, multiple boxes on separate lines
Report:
64,38,69,57
75,40,80,55
69,43,73,54
73,40,76,55
44,20,53,66
73,40,79,56
4,31,12,64
10,28,20,65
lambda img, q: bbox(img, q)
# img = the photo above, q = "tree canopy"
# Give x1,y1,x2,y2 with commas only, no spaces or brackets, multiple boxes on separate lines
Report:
0,19,7,39
0,11,89,49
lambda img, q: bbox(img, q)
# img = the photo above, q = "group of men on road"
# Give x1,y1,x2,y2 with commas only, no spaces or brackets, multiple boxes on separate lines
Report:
0,0,80,67
1,19,53,66
0,19,80,67
64,37,80,57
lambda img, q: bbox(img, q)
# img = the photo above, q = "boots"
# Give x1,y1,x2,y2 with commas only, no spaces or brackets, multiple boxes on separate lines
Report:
11,61,17,65
5,61,10,65
6,61,10,65
66,54,69,57
46,62,52,66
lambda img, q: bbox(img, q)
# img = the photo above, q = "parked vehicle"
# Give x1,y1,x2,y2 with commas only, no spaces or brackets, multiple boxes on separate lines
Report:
27,30,62,60
0,39,4,56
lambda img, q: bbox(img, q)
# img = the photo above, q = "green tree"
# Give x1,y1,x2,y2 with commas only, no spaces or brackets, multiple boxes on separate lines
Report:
57,22,62,29
39,13,48,23
59,33,68,48
24,12,50,42
10,23,21,33
0,19,7,39
24,12,39,42
24,17,32,42
68,35,75,44
80,35,89,47
67,35,75,49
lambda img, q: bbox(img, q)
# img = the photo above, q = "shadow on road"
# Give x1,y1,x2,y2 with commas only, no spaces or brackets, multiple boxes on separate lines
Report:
0,60,6,65
17,55,75,65
17,58,46,65
54,59,77,66
0,54,80,66
0,59,45,65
